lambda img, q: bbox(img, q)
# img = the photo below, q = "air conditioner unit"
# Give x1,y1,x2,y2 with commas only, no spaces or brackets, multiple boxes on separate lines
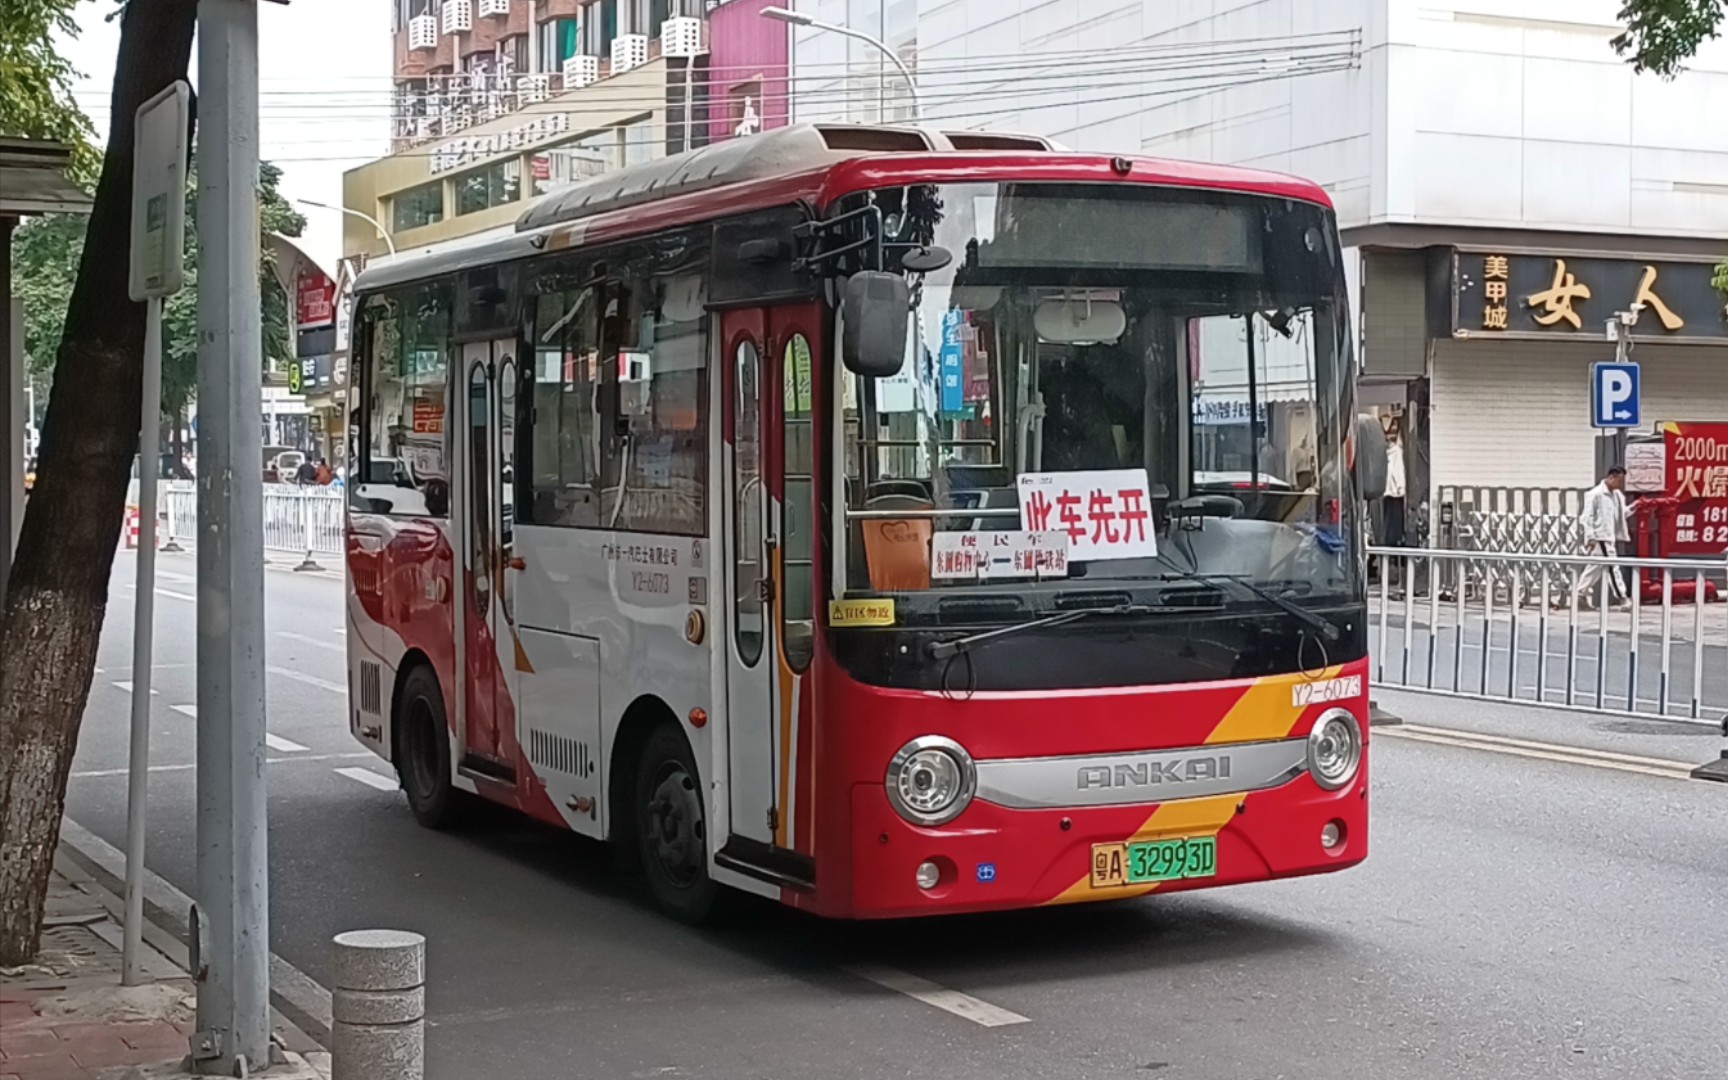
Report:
408,13,438,50
564,53,600,89
442,0,472,35
517,74,550,104
661,17,705,59
612,33,649,74
478,0,511,17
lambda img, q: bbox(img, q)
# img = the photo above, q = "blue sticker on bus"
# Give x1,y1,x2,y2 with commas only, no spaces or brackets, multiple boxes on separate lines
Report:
976,862,997,883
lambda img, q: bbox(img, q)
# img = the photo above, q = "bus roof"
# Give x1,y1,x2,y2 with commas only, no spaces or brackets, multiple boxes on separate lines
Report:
356,122,1333,294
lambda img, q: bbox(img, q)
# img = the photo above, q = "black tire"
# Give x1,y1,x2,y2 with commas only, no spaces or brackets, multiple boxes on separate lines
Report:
634,723,720,924
395,665,469,830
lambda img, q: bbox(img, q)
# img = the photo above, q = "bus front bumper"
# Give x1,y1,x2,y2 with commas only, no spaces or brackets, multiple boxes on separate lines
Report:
838,768,1368,918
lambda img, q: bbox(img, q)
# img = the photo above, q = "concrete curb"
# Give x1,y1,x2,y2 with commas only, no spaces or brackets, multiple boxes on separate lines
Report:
55,817,336,1047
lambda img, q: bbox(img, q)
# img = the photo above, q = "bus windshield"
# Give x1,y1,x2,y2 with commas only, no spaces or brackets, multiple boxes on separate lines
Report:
838,181,1360,626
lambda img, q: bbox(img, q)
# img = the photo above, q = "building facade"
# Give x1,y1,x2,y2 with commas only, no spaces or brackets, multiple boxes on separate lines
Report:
788,0,1728,539
346,0,718,264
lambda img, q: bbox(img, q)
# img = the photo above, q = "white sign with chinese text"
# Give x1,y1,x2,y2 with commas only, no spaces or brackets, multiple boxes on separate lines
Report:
1017,468,1158,562
931,531,1070,581
1624,441,1666,493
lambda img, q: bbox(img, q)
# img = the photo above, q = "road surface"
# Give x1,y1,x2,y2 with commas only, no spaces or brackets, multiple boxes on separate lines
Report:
61,551,1728,1079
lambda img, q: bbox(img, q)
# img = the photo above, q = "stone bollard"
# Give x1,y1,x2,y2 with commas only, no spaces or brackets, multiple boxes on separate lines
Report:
332,929,425,1080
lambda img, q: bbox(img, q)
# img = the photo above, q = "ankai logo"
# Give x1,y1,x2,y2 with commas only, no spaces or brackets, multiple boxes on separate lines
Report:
1076,756,1232,789
1292,675,1362,708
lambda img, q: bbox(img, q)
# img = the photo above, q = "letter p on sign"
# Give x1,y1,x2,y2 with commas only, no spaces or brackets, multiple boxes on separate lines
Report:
1591,362,1640,429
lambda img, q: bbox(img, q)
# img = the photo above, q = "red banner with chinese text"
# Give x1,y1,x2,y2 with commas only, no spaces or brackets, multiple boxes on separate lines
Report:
1663,422,1728,557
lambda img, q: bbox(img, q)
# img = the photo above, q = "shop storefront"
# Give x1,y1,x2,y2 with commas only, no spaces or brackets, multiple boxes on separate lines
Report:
1430,250,1728,494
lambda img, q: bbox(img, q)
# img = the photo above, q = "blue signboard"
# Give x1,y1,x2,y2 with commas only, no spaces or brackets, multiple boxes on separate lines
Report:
939,309,965,416
1590,361,1640,429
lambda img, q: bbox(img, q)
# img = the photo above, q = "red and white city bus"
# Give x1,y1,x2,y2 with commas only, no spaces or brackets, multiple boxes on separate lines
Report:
345,124,1383,922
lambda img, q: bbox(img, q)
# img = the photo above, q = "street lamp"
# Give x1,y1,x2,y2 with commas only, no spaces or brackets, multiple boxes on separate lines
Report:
760,5,922,122
295,198,396,257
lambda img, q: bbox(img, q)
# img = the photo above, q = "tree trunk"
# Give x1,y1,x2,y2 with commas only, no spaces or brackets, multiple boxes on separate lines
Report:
0,0,198,967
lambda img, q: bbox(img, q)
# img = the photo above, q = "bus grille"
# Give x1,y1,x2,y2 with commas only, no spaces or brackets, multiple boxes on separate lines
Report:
528,729,594,778
358,661,382,715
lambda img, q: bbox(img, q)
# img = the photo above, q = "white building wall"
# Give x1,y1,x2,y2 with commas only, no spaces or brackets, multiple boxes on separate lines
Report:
789,0,1728,239
1394,2,1728,238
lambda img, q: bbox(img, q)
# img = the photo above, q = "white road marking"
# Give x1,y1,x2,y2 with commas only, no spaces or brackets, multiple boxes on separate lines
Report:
69,752,372,779
336,766,399,791
113,681,158,696
846,964,1030,1028
1394,723,1701,769
276,631,345,653
268,665,346,694
119,582,197,603
1377,728,1694,780
168,703,308,753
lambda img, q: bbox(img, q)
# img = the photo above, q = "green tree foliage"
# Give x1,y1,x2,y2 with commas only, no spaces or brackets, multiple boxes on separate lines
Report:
0,0,100,183
10,160,306,419
1613,0,1726,76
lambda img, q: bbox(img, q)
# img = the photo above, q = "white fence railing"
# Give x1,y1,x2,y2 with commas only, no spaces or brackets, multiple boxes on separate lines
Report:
161,481,344,560
1369,546,1728,727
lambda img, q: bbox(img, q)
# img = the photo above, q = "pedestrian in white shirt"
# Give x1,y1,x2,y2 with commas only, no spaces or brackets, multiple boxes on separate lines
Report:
1573,466,1631,609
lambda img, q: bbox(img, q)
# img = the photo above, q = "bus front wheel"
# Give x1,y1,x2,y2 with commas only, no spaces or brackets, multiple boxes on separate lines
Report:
396,665,468,830
634,723,719,924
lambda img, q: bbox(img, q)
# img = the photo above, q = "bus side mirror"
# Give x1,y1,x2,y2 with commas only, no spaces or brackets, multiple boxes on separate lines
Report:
1354,416,1388,502
841,271,910,380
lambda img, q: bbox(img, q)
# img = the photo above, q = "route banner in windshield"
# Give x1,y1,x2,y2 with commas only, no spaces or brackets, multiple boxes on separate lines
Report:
932,530,1070,581
1018,468,1158,561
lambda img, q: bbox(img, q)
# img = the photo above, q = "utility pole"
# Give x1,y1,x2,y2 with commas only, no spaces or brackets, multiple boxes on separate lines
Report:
194,1,271,1073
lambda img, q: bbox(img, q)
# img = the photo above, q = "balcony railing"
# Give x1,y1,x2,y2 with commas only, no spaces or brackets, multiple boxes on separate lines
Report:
390,26,693,151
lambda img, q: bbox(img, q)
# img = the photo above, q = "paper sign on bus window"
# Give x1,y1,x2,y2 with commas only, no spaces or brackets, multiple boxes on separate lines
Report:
932,531,1069,581
1017,468,1157,562
829,598,896,627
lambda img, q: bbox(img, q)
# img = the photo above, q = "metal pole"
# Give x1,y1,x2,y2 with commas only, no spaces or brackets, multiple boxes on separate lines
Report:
194,0,271,1072
121,298,163,986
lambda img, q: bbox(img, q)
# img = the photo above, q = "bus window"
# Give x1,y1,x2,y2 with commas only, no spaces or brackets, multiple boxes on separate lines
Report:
528,279,604,527
780,331,815,670
733,339,764,666
353,281,452,518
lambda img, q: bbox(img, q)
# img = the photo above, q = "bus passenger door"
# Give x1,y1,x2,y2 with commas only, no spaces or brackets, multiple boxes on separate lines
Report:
722,313,778,845
458,339,521,780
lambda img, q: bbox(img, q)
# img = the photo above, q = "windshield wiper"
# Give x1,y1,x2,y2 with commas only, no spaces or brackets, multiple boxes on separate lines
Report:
1154,559,1341,642
924,603,1179,661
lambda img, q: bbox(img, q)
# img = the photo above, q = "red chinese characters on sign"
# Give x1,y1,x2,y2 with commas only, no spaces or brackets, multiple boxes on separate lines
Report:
1017,469,1158,562
295,270,336,330
1664,423,1728,556
412,398,444,435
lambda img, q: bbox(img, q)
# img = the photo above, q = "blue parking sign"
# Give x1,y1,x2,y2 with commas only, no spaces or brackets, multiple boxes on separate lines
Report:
1591,362,1640,429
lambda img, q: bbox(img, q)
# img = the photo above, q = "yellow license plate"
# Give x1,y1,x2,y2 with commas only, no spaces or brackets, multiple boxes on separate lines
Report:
1090,836,1218,888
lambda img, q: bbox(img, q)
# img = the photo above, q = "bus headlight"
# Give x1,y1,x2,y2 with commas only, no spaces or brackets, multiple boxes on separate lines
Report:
1307,709,1363,791
886,736,976,827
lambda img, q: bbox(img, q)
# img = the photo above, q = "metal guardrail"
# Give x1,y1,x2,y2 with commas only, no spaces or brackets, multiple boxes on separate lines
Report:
1369,545,1728,727
162,481,344,559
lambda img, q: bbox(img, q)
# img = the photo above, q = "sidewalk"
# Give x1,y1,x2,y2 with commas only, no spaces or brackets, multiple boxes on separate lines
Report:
0,854,326,1080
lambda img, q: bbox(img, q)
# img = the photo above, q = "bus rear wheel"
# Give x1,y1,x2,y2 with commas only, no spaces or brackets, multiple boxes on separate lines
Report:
396,665,468,830
634,723,719,924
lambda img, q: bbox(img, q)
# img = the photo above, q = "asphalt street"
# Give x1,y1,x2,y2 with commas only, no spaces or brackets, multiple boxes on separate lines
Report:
60,550,1728,1079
